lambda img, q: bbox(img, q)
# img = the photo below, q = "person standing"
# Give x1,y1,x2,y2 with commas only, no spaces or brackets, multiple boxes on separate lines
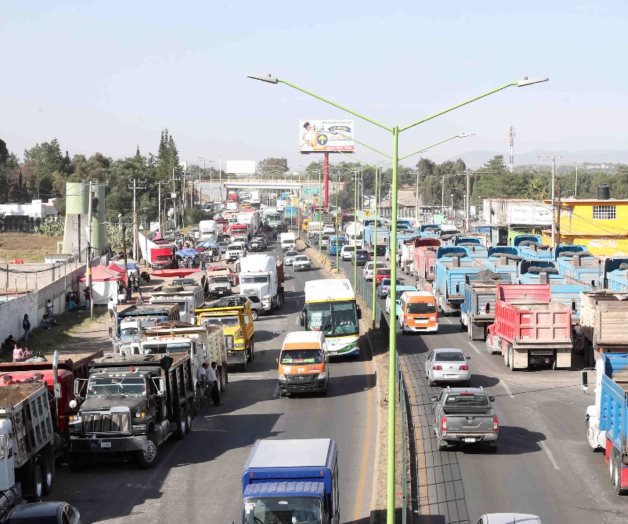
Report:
83,287,91,310
107,297,116,322
22,314,31,344
197,362,209,398
208,361,222,406
46,299,53,320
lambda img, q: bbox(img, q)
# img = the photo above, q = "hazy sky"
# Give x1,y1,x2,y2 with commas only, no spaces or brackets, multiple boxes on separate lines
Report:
2,0,628,170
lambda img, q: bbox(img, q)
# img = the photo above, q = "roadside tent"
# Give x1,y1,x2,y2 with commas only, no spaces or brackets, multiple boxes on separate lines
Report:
107,262,127,284
79,265,122,305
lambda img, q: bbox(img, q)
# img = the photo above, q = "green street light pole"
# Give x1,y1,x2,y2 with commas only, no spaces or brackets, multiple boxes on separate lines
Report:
353,170,359,289
248,73,548,523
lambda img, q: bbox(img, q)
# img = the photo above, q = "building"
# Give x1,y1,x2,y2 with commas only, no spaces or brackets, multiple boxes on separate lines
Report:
541,197,628,256
481,198,552,245
0,198,58,219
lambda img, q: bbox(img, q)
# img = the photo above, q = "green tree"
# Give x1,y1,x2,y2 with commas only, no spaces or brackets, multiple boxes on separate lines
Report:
156,129,179,182
23,139,65,200
257,157,289,177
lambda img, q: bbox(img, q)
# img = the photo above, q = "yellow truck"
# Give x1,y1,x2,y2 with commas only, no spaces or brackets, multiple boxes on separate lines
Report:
195,302,255,372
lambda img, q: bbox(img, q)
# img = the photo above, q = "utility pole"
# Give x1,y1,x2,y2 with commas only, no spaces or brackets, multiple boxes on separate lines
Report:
415,170,420,223
157,181,165,237
551,156,556,247
441,175,446,214
128,178,147,261
171,167,180,230
556,180,562,246
86,181,94,318
465,171,472,233
574,163,579,198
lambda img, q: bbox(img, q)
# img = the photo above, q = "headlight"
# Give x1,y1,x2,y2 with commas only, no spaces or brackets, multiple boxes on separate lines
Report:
134,411,146,419
278,374,287,382
317,372,328,380
69,415,81,423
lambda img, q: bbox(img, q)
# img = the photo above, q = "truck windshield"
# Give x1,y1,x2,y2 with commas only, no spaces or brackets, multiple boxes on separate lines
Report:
280,350,323,364
407,302,436,314
210,277,230,284
143,342,191,355
306,300,359,337
87,377,146,397
241,276,269,285
120,327,139,340
244,497,322,524
202,316,240,327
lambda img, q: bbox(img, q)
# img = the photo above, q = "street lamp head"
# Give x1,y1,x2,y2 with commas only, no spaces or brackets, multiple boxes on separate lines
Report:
247,73,279,84
457,132,475,139
517,77,549,87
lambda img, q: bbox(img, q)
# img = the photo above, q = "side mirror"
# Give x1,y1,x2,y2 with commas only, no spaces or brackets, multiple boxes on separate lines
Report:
489,396,496,402
466,355,471,360
357,306,362,319
430,396,438,402
581,370,589,392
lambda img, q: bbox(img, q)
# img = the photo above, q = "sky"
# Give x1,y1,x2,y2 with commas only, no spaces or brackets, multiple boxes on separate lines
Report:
2,0,628,170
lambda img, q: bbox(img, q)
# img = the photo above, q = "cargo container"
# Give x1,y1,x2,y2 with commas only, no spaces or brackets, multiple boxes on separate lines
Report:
582,353,628,494
486,284,572,370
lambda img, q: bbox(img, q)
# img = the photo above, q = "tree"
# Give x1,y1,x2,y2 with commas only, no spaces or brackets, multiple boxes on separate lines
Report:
156,129,179,181
257,158,289,177
23,139,65,200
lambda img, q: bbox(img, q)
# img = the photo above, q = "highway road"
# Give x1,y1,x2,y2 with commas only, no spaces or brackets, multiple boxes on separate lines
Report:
339,257,628,524
50,246,377,524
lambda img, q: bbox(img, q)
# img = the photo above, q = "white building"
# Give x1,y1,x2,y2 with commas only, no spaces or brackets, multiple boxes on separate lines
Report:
482,198,552,226
0,199,59,219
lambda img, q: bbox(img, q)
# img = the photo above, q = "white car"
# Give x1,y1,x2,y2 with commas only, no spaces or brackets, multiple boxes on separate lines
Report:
363,261,389,281
340,245,354,261
293,255,312,271
425,348,471,387
284,250,298,266
323,226,336,234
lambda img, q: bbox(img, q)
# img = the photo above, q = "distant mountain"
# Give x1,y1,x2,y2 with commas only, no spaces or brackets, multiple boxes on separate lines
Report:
450,149,628,169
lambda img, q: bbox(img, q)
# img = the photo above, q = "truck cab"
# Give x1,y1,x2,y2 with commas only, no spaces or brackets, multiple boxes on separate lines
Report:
242,439,339,524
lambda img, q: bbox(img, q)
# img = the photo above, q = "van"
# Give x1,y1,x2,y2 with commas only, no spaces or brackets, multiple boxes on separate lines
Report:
277,331,329,396
195,302,255,372
398,291,438,334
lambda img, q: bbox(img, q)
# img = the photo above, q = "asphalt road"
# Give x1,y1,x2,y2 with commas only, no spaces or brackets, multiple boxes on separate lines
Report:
50,246,377,524
339,257,628,524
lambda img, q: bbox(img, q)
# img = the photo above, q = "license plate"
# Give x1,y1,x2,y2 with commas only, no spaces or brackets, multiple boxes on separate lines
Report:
446,374,458,378
530,350,554,356
464,438,476,443
100,441,112,448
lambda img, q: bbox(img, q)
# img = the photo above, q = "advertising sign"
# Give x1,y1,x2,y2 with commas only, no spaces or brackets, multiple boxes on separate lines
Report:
226,160,256,175
299,119,354,153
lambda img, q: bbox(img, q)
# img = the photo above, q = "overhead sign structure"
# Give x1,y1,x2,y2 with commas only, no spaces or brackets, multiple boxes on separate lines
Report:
299,119,354,153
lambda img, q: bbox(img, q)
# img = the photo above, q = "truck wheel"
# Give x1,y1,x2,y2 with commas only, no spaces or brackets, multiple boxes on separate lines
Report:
503,347,510,368
176,409,187,440
27,462,44,501
615,455,625,495
136,437,159,469
42,449,55,495
186,409,193,434
508,347,515,371
250,341,255,361
610,451,617,485
251,309,259,321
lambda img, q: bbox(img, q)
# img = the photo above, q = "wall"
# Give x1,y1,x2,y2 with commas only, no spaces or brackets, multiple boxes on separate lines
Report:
0,263,86,346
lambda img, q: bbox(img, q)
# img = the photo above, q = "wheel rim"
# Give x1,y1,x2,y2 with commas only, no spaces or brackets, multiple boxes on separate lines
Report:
144,441,157,463
614,458,620,489
34,468,43,499
610,454,616,484
45,468,53,489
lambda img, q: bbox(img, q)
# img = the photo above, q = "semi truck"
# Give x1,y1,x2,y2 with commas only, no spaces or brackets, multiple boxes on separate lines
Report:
486,284,573,370
198,220,219,241
68,353,195,469
237,254,285,312
241,439,340,524
582,352,628,494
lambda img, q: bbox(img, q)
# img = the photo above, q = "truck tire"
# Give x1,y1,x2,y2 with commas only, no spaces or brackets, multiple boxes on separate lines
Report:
176,409,187,440
24,462,44,501
503,347,510,368
610,450,617,486
251,309,259,321
136,437,159,469
186,408,193,434
614,455,625,495
508,347,515,371
42,448,55,495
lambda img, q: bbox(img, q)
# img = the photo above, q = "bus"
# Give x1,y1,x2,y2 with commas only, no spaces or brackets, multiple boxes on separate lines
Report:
301,279,361,357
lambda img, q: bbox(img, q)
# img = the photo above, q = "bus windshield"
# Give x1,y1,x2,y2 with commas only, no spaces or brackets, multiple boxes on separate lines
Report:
244,497,322,524
306,300,359,337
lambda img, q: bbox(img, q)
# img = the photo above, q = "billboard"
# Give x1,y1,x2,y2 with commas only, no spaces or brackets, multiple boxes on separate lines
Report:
226,160,256,175
299,119,354,153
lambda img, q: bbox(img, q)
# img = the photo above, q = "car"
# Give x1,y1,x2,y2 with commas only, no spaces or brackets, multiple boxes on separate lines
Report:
323,225,336,234
293,255,312,271
207,276,232,298
214,294,262,320
6,502,81,524
284,250,298,266
217,241,229,253
376,277,402,298
354,249,370,266
425,348,471,386
249,237,267,252
476,514,542,524
320,235,330,250
374,267,392,285
363,261,389,281
340,245,354,261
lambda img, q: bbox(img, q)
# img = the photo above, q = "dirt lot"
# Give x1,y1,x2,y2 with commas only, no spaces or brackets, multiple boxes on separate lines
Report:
0,232,62,262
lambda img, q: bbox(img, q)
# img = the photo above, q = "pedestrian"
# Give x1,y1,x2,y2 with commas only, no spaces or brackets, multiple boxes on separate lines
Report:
13,343,24,362
108,297,116,321
83,286,91,309
208,361,222,406
46,299,53,320
1,335,15,356
22,314,31,344
197,362,208,397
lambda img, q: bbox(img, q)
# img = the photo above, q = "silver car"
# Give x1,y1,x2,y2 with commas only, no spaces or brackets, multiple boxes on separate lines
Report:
284,250,298,266
425,348,471,386
293,255,311,271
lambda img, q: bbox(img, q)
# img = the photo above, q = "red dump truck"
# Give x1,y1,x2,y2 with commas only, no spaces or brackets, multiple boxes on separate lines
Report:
413,238,441,287
486,284,573,370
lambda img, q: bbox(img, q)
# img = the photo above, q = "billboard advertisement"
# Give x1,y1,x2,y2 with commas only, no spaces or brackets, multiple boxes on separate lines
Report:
299,119,354,153
226,160,256,175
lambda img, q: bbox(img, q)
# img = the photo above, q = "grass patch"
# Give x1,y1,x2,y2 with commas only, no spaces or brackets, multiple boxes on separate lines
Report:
0,233,62,263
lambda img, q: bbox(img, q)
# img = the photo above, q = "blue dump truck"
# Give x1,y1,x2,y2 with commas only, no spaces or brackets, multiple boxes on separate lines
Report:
241,438,340,524
485,246,522,280
517,259,565,285
460,270,512,340
420,224,441,239
555,245,603,288
582,353,628,494
513,234,553,261
606,259,628,292
434,246,482,314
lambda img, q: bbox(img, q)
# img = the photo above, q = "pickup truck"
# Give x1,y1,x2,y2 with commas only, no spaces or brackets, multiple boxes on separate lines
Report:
431,387,498,452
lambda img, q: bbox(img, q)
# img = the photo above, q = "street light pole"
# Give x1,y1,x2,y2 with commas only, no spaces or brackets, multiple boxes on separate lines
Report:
551,156,556,247
372,166,379,329
248,73,549,523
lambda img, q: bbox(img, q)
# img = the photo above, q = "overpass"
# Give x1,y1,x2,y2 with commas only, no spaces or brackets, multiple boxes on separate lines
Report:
222,178,341,191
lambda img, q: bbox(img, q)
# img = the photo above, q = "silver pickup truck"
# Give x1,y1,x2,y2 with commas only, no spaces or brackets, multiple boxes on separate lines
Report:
431,387,498,452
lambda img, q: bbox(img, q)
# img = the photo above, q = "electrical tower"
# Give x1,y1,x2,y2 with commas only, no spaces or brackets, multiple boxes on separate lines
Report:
509,126,516,173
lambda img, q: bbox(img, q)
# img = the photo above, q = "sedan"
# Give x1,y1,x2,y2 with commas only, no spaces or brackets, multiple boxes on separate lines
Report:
284,250,298,266
376,278,402,298
374,268,392,285
293,255,312,271
425,348,471,387
363,261,389,281
354,249,370,266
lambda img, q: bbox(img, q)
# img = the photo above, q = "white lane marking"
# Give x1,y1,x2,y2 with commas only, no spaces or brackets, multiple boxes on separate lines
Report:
467,341,482,354
294,316,300,326
539,441,561,470
500,379,515,399
443,317,454,325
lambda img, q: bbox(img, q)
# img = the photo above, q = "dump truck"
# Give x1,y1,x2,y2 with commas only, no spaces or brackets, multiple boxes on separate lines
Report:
486,284,573,370
460,271,511,341
484,246,521,281
433,246,482,314
69,353,195,469
582,352,628,494
241,439,340,524
412,238,441,286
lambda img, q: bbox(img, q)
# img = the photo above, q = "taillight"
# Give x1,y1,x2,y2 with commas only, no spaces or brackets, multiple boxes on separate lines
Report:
493,416,499,432
459,364,469,371
433,364,442,370
441,417,447,432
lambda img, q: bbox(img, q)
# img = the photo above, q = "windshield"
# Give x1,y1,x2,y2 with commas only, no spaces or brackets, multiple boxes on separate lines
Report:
241,276,269,285
202,316,240,327
306,300,359,336
210,277,230,284
244,496,322,524
295,256,309,262
120,327,139,339
286,251,297,257
407,302,436,314
376,269,390,275
280,349,323,364
87,376,146,397
143,342,192,354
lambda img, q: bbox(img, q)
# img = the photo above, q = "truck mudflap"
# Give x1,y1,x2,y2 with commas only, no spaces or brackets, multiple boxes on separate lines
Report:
69,434,148,454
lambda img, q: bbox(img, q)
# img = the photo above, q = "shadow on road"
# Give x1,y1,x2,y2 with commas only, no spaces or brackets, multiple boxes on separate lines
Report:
470,373,500,388
326,371,376,398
